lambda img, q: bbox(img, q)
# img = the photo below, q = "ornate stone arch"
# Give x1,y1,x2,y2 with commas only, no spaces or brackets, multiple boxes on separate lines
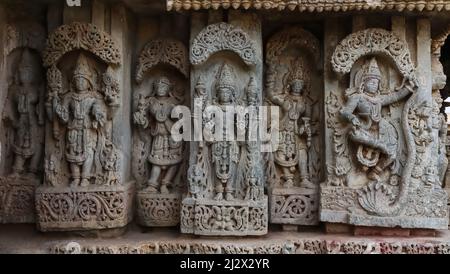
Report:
43,22,121,68
266,26,321,68
136,38,188,83
331,28,416,80
190,22,257,66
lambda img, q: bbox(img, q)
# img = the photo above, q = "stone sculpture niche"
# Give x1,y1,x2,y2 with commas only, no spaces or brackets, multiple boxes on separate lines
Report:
264,27,323,229
0,21,46,224
35,22,133,232
133,38,189,227
180,19,268,236
321,28,448,229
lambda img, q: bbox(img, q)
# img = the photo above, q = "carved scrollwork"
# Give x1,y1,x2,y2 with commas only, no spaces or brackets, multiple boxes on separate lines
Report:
331,28,415,80
190,22,257,66
136,39,188,83
43,22,121,67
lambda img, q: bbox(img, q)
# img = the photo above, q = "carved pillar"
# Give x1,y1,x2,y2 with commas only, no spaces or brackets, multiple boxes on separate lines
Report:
264,26,323,229
180,12,268,236
320,26,448,230
132,38,189,227
0,2,46,224
35,3,134,232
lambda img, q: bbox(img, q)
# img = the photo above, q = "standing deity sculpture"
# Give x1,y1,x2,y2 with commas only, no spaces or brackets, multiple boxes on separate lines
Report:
52,53,107,187
134,76,184,194
4,49,44,176
268,59,313,189
208,63,240,201
339,58,413,182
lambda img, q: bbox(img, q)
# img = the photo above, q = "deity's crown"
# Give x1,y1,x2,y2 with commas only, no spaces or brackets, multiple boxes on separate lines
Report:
18,49,34,70
246,76,258,101
155,76,171,87
287,58,307,84
362,57,382,81
73,53,94,79
216,63,236,92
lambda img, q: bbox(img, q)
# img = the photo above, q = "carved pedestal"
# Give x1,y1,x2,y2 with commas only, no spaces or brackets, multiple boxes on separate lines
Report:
0,176,36,223
269,187,319,226
181,197,268,236
36,184,134,232
137,192,181,227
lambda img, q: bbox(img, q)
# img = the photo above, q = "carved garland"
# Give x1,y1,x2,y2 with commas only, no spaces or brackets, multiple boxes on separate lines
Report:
136,39,188,83
43,22,121,68
332,28,415,80
331,28,418,217
191,22,257,66
266,26,321,67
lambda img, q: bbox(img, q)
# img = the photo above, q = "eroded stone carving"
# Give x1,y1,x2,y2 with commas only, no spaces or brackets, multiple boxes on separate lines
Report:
133,38,188,227
321,28,448,230
35,22,132,232
181,20,267,236
265,27,323,227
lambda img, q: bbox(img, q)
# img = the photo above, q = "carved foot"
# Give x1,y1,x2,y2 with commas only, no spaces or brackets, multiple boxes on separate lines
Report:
300,179,316,189
214,192,224,201
80,179,90,187
71,179,80,187
225,193,234,201
144,185,158,193
160,185,170,194
284,178,294,188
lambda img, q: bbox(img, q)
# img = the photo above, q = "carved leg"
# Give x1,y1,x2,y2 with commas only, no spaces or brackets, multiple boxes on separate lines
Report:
282,167,294,188
298,149,315,189
160,165,177,194
225,182,234,201
12,154,26,175
146,165,161,193
81,149,94,187
214,183,224,201
29,145,43,174
70,164,81,187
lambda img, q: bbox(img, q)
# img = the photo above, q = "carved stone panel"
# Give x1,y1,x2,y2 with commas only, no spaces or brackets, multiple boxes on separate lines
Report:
132,38,189,227
181,14,268,236
0,20,46,223
320,28,448,230
264,26,323,227
35,22,133,232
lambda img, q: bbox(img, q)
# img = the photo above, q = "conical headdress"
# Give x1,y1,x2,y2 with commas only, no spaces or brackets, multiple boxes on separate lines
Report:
73,53,94,80
216,63,236,92
362,58,382,81
287,58,307,84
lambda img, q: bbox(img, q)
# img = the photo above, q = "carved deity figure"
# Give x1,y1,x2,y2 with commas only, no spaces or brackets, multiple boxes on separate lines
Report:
208,63,240,201
52,53,107,187
340,58,413,182
4,49,44,175
133,76,184,194
268,59,313,188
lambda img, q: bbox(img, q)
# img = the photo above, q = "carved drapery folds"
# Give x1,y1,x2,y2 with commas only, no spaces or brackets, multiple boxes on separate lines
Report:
321,28,448,229
181,19,268,236
0,20,46,224
133,38,188,227
35,22,132,232
265,26,323,227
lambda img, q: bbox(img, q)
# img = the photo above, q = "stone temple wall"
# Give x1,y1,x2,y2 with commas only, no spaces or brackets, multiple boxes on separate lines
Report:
1,0,450,253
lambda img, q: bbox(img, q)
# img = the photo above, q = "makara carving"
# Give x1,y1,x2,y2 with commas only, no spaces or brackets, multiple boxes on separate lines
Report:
265,27,323,227
133,38,188,227
321,28,448,230
181,21,268,236
35,22,132,232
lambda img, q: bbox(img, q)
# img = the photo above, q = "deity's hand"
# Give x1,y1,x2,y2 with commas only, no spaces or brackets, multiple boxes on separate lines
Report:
351,117,361,127
94,110,106,128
